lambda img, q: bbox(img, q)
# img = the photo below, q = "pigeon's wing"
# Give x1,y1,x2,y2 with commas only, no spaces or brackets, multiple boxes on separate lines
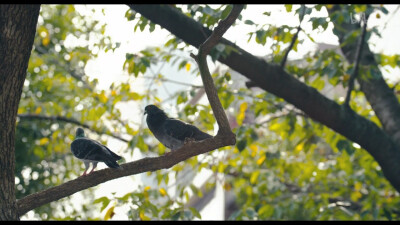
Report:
71,138,117,162
162,119,199,141
89,139,122,161
102,145,122,161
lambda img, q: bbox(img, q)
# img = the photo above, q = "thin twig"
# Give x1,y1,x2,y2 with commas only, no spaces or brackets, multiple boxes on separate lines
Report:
258,111,308,126
17,114,130,143
344,14,369,108
141,76,203,89
280,5,306,68
382,5,400,31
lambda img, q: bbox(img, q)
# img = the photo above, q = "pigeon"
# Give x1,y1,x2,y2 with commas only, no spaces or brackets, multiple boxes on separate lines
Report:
70,128,122,176
144,104,213,152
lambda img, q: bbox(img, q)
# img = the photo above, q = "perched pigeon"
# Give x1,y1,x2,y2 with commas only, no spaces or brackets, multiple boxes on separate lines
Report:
144,104,213,152
71,128,122,176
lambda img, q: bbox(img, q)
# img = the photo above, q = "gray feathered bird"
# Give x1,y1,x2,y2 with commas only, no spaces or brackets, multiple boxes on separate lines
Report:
144,104,213,152
71,128,122,176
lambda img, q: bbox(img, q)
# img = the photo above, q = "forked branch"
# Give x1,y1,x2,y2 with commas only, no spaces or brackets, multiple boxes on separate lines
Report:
191,4,244,136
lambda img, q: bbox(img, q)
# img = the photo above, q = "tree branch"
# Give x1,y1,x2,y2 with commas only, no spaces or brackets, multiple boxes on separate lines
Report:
258,111,308,126
190,4,243,136
127,4,400,193
344,14,369,108
17,114,130,143
141,76,203,89
280,5,305,68
16,135,233,216
197,5,244,57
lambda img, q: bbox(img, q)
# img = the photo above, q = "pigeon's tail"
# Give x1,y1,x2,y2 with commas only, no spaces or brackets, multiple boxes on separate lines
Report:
104,160,120,169
195,132,213,141
112,154,122,161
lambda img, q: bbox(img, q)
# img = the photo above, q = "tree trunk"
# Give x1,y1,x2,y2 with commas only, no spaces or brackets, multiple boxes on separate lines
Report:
0,4,40,220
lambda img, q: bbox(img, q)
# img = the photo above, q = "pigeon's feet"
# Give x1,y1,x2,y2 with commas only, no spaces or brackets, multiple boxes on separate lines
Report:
81,170,95,177
88,167,96,175
163,151,172,156
184,137,195,144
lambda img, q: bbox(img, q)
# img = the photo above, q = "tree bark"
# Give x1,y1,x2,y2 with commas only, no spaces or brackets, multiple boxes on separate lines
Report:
127,4,400,193
0,4,40,220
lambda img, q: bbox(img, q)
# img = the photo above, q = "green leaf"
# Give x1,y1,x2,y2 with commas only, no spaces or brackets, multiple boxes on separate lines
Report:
258,205,274,218
140,57,151,67
336,139,354,155
178,60,187,70
315,4,323,11
220,5,233,20
250,170,260,184
380,6,389,14
245,208,256,219
189,207,202,219
310,17,328,30
255,30,267,46
263,11,271,16
244,20,255,25
104,206,115,220
136,136,148,151
285,4,292,12
149,23,155,32
171,211,181,220
306,33,315,43
93,196,111,212
139,17,148,32
116,193,131,202
236,139,247,152
203,5,214,16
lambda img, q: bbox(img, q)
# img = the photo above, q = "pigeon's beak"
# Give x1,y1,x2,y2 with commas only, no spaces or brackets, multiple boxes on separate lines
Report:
144,111,147,115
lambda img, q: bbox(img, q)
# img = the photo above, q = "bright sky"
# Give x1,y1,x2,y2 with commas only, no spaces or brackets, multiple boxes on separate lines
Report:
83,4,400,90
22,4,400,220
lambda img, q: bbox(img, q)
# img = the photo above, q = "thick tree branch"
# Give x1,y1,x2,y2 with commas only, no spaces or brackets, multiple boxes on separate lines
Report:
16,135,233,216
127,4,400,193
190,4,243,136
344,14,369,107
17,114,130,143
